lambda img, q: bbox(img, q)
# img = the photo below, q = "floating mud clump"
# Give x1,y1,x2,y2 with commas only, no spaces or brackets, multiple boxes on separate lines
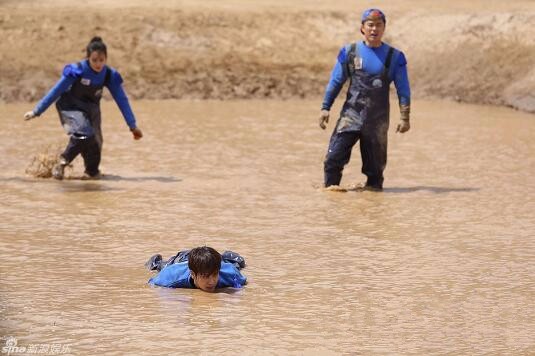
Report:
25,145,69,178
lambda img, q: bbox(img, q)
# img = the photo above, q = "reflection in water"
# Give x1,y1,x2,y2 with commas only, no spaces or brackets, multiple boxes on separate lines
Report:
0,100,534,354
57,182,120,193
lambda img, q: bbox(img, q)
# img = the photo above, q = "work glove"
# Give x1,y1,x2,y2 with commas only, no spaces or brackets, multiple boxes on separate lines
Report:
396,119,410,133
319,109,330,130
130,127,143,140
24,111,37,121
396,104,410,133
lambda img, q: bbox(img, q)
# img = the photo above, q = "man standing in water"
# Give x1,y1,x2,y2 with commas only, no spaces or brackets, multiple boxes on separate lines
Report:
319,8,411,191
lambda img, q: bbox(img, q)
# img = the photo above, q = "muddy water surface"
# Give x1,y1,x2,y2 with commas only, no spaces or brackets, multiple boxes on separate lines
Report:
1,99,534,354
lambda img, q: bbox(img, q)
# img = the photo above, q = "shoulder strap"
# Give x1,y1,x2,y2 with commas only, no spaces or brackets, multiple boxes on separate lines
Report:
104,66,112,86
384,47,394,70
381,46,395,79
346,42,358,75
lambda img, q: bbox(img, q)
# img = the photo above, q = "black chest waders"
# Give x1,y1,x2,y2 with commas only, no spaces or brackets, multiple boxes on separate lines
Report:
324,43,394,189
55,64,111,176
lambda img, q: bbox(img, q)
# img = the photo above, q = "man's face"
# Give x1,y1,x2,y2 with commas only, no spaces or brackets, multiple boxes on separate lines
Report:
361,19,385,46
191,272,219,292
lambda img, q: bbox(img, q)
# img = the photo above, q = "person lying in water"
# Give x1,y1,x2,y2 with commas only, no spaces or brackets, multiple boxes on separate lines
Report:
146,246,247,292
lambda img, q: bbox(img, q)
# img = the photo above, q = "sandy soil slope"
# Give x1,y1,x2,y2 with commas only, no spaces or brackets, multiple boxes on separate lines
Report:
1,0,534,112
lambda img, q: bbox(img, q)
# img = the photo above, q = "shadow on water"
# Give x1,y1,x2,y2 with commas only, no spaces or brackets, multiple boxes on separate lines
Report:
0,177,38,183
98,174,181,183
58,183,120,193
215,288,245,295
0,177,120,192
0,175,181,184
148,285,245,304
316,183,479,194
383,186,480,194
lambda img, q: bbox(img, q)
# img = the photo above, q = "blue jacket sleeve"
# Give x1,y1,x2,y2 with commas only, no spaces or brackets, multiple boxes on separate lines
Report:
33,64,79,116
217,262,247,288
148,263,193,288
321,46,349,111
106,69,137,129
392,51,411,107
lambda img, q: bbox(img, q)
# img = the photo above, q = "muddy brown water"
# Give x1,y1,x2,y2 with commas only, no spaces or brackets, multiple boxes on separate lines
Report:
0,99,534,354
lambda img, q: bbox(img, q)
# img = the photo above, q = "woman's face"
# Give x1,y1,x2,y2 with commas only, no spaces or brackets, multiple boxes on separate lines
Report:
88,51,107,72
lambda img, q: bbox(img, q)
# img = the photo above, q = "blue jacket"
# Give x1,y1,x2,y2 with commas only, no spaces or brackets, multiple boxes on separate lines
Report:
322,41,411,111
148,261,247,289
33,60,137,129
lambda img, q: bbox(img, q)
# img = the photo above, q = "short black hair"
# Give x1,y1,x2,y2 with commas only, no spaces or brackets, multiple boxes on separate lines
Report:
86,36,107,58
188,246,221,277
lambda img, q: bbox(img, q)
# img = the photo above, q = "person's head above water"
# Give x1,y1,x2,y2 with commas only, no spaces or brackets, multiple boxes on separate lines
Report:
86,36,107,73
360,8,386,47
188,246,222,292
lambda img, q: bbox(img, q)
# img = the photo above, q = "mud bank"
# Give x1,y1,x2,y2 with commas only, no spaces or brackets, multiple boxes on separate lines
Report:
1,3,534,112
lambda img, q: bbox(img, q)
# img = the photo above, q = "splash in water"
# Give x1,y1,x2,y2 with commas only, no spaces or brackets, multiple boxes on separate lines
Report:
25,144,69,178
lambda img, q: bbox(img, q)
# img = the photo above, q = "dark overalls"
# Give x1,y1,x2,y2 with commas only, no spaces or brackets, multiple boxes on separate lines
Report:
55,64,110,177
324,44,394,189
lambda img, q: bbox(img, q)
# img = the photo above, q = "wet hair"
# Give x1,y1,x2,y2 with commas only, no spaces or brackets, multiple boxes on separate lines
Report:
86,36,107,57
188,246,222,277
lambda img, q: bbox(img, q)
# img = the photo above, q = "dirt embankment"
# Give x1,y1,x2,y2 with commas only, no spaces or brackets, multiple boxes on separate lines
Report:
1,5,534,112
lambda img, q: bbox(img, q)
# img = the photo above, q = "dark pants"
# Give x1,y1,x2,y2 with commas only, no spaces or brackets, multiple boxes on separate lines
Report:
62,136,101,176
324,130,387,188
56,97,103,177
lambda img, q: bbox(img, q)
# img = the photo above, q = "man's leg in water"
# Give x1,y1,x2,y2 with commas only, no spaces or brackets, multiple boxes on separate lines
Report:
324,131,360,187
360,128,387,190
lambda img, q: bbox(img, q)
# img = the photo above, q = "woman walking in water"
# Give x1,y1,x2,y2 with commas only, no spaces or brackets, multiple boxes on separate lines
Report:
24,36,143,180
